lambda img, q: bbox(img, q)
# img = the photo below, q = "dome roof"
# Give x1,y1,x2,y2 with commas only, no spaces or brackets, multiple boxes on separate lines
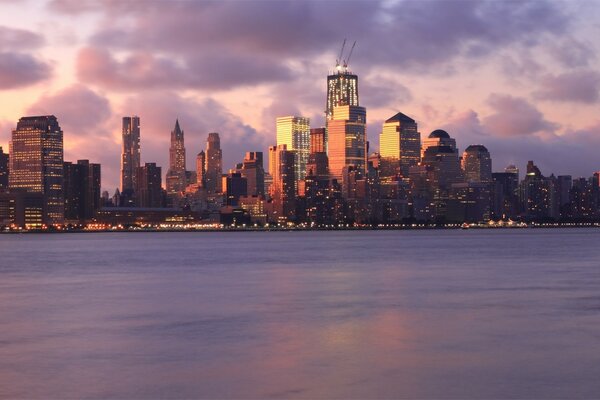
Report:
429,129,450,139
465,144,489,153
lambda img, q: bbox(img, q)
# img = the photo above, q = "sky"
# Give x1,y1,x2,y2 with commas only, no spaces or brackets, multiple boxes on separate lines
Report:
1,0,600,191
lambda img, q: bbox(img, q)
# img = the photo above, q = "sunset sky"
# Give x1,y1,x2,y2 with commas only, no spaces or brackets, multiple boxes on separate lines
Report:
1,0,599,190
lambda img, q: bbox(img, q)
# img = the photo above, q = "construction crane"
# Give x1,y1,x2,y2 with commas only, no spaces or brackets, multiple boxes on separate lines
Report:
343,41,356,69
336,38,347,70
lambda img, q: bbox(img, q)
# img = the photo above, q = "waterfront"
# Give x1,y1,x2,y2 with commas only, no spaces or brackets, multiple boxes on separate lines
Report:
1,229,599,398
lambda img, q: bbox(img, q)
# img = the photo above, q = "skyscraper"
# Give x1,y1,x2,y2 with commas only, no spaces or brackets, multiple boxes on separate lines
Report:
205,132,223,193
196,151,206,188
379,112,421,178
135,163,162,208
9,115,64,224
240,152,265,196
0,146,8,190
327,105,367,183
268,144,296,221
166,119,187,195
121,116,141,193
307,128,329,178
326,66,359,120
421,129,457,158
276,116,310,182
63,160,101,222
462,145,492,183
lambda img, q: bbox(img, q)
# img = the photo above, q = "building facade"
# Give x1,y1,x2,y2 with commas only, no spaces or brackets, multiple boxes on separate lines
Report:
166,119,187,195
121,116,141,193
276,116,310,182
379,112,421,178
9,115,64,224
205,132,223,194
327,105,367,183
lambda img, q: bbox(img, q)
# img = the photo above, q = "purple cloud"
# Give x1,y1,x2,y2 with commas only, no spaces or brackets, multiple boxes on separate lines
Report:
482,94,558,137
534,70,600,103
27,84,112,134
77,46,292,91
0,26,51,89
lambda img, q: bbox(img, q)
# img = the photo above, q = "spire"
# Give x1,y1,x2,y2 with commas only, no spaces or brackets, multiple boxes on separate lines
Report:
174,118,182,135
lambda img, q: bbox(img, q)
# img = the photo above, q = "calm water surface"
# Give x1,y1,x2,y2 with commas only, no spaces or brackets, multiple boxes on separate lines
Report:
1,229,600,399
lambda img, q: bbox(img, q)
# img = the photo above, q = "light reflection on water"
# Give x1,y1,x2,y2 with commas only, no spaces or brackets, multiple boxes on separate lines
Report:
1,229,600,398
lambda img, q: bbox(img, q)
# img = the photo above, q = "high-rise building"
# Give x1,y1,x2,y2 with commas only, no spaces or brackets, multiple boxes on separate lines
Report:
196,151,206,188
326,66,359,120
166,119,187,195
224,172,248,206
0,146,8,190
276,116,310,182
379,112,421,178
135,163,162,208
462,145,492,183
9,115,64,224
268,144,296,221
63,160,101,222
327,105,367,183
205,132,223,194
240,152,265,196
421,129,457,158
310,127,326,154
121,116,141,193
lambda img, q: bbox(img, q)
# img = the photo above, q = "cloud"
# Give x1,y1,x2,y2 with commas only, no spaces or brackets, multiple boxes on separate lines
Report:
76,46,292,91
65,0,572,92
0,26,51,89
442,110,600,178
482,94,558,137
533,70,600,103
0,26,45,49
27,84,112,134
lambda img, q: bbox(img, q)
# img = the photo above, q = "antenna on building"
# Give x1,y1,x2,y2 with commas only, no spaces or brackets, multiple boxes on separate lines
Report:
336,38,347,70
343,41,356,69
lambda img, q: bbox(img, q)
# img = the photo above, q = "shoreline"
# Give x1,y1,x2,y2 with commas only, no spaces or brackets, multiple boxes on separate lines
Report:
2,222,600,234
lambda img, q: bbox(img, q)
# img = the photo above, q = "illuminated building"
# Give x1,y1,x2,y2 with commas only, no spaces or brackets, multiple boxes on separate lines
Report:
64,160,101,222
462,145,492,183
205,132,223,194
0,190,44,228
239,195,268,225
121,116,141,193
447,182,491,222
135,163,163,208
0,146,8,190
310,127,326,153
166,119,187,195
327,105,367,184
421,129,457,159
9,115,64,224
326,65,359,120
307,128,328,178
268,144,296,221
276,116,310,182
196,151,206,188
379,112,421,178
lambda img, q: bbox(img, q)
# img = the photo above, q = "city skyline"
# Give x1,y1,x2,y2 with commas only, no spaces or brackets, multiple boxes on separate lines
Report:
1,1,600,190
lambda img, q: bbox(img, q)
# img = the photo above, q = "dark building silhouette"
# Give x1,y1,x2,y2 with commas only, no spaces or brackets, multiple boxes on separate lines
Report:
0,146,8,190
136,163,163,208
225,172,248,206
64,160,101,223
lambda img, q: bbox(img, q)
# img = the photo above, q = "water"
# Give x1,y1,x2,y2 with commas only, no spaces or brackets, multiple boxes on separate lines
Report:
1,229,599,399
